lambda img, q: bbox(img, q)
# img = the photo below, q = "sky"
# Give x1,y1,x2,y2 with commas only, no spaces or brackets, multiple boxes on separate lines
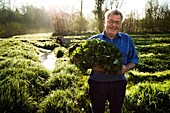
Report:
11,0,170,18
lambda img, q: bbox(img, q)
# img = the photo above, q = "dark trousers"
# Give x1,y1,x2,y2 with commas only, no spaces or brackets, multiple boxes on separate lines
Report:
88,79,127,113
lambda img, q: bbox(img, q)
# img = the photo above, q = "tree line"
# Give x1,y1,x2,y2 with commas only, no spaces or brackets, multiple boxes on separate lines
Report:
0,2,52,37
94,0,170,34
122,0,170,33
0,0,170,38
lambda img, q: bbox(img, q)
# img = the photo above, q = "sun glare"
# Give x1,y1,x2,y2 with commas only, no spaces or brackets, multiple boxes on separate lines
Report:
30,0,81,12
15,0,95,16
14,0,169,17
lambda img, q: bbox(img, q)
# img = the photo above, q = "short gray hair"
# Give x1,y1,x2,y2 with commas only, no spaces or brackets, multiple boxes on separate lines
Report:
105,10,123,21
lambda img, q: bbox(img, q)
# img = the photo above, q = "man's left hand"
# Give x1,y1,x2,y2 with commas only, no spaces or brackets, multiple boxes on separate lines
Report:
121,65,127,74
120,63,136,74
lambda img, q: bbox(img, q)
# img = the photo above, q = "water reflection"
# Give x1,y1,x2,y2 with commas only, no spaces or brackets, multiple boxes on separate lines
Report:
39,49,57,70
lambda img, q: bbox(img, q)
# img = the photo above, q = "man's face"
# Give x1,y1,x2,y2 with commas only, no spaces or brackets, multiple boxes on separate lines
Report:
105,14,122,38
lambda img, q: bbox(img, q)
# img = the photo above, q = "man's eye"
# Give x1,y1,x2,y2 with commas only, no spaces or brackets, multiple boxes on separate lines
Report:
107,20,121,25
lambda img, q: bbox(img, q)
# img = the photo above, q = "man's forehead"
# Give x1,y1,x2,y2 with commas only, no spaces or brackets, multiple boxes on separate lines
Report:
108,14,121,18
107,14,122,20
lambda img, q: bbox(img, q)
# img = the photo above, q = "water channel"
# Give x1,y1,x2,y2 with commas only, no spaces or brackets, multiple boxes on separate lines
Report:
39,48,57,70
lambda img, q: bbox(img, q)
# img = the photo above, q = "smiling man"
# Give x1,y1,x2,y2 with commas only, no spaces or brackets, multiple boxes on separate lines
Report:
88,10,139,113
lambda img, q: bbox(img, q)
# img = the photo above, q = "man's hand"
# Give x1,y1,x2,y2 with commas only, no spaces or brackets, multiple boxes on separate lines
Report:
92,63,136,75
92,66,104,72
121,65,127,74
68,43,80,56
121,63,136,74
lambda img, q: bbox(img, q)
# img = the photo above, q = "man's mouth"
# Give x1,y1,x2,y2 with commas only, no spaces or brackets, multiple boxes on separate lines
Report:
109,26,117,30
110,28,117,31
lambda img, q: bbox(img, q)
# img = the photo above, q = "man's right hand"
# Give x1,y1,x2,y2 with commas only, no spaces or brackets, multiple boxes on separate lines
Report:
68,43,80,55
92,66,104,72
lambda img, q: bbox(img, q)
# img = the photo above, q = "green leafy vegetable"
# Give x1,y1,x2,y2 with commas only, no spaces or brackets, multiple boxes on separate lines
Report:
70,38,123,75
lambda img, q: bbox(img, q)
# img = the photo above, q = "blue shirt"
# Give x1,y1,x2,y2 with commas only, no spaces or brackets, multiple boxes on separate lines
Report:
88,31,139,81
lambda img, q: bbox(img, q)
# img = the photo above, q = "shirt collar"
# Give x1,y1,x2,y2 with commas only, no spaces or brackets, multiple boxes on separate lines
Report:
102,31,122,39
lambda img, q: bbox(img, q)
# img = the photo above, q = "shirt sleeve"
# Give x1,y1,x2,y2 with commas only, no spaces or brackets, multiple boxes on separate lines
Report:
127,38,139,65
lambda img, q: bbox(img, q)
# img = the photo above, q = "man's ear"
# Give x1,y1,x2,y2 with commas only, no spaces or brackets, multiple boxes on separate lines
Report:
104,20,107,28
104,20,106,25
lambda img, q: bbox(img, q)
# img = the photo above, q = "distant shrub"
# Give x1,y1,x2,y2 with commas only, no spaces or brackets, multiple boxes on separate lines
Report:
0,22,25,38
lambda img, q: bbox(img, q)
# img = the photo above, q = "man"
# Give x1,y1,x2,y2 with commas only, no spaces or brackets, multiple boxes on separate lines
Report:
88,10,139,113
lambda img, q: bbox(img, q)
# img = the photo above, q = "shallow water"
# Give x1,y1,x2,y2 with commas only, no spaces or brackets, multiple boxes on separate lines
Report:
39,49,57,70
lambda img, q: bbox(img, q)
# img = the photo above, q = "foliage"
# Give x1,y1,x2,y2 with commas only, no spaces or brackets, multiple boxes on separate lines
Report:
93,0,108,33
0,22,26,37
123,81,170,113
0,39,50,109
41,53,91,112
0,59,50,101
137,45,170,54
44,72,77,92
37,90,75,113
135,37,170,73
127,70,170,84
72,15,89,34
0,40,40,61
37,89,90,113
33,40,60,50
0,77,38,113
74,78,92,113
0,5,51,37
53,56,84,75
52,9,89,35
123,35,170,112
0,34,170,112
137,56,170,72
70,38,122,75
38,56,91,112
53,46,68,58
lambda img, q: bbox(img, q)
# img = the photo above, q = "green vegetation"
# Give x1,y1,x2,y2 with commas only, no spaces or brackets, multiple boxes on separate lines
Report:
123,35,170,113
123,81,170,113
0,40,50,112
53,47,68,58
0,0,170,37
0,33,170,112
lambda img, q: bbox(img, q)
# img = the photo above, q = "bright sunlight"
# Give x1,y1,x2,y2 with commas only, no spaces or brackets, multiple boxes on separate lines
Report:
11,0,170,18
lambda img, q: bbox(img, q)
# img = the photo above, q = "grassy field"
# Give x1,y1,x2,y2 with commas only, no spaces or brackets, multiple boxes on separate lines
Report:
0,33,170,113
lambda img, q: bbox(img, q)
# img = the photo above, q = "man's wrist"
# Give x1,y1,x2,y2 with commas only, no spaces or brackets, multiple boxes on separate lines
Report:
124,63,136,72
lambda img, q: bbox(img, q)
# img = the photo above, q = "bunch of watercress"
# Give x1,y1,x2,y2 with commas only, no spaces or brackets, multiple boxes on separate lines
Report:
70,38,122,75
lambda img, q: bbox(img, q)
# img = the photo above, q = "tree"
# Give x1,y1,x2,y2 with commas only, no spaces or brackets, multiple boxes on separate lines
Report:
72,14,88,34
93,0,108,33
108,0,124,9
157,4,170,32
145,0,159,32
52,10,69,35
